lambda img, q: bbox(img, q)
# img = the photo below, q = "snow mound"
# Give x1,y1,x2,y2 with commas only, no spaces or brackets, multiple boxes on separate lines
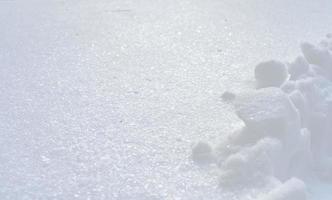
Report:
193,34,332,199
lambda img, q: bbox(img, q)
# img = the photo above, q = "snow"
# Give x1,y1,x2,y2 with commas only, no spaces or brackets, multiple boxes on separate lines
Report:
288,56,310,80
301,42,332,78
258,178,307,200
191,141,215,164
255,61,288,88
213,35,332,199
221,91,236,102
1,0,332,199
235,88,299,140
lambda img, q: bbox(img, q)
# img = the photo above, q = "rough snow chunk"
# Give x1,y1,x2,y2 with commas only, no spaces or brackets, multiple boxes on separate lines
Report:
281,80,296,94
255,60,288,88
236,88,299,139
191,141,215,164
259,178,307,200
308,64,325,77
221,91,236,101
301,42,330,65
288,90,308,126
308,112,328,157
287,56,309,80
226,126,262,147
323,34,332,51
219,138,282,187
287,128,313,179
301,42,332,78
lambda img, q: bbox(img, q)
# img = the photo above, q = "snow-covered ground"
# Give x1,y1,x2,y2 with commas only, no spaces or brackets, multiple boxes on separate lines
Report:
1,0,332,199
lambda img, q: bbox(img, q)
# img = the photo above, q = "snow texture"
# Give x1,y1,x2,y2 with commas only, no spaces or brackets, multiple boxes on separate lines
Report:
2,0,332,199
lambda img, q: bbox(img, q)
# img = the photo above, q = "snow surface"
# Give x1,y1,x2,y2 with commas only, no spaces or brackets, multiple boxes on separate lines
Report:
1,0,332,199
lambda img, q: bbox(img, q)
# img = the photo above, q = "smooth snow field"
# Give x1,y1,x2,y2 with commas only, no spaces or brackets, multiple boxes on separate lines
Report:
1,0,332,199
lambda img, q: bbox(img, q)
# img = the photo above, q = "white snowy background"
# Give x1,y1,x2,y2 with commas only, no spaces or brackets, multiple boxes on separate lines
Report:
1,0,332,199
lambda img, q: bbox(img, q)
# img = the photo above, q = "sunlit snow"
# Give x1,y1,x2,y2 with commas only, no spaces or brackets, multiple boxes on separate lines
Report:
1,0,332,199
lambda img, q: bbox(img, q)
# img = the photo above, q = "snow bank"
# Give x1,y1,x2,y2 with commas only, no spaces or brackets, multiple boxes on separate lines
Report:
193,35,332,198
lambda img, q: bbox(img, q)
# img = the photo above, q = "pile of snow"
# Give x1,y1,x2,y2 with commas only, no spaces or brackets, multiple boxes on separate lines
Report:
192,34,332,199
